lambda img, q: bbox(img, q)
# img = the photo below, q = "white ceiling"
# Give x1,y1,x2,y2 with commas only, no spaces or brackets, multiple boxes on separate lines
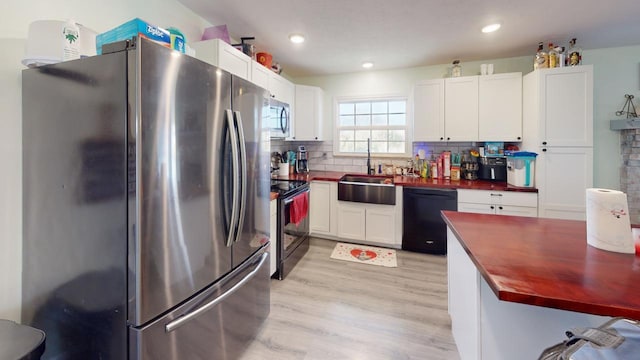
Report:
178,0,640,77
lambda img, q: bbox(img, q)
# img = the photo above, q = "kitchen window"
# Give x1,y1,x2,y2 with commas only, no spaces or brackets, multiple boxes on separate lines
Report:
334,96,409,156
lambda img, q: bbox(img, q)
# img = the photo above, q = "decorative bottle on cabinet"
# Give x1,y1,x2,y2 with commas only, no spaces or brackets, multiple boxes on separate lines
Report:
451,60,462,77
548,43,558,68
568,38,582,66
534,42,548,69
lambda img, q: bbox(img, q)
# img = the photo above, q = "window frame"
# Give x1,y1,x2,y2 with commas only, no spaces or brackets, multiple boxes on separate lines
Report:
333,94,412,158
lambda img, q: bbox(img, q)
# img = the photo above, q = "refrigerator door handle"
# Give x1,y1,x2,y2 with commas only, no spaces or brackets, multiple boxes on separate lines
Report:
164,252,268,333
233,110,248,243
225,109,240,247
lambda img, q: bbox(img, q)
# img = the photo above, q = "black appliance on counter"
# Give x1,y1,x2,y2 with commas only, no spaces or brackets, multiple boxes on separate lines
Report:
402,188,457,255
270,179,310,279
478,156,507,181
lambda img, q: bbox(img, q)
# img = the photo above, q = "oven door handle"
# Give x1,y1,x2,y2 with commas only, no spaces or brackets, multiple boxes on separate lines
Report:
284,189,310,205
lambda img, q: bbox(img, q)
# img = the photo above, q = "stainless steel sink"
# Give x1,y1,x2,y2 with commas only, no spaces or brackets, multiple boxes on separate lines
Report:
340,175,394,185
338,174,396,205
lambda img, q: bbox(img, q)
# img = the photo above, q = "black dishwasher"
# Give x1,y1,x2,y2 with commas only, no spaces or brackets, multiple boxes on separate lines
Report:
402,187,457,255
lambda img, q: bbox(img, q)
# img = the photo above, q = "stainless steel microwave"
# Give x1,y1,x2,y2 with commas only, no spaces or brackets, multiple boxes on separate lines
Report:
268,99,290,138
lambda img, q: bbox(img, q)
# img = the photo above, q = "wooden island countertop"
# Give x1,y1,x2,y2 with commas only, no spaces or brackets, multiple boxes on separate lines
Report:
441,210,640,320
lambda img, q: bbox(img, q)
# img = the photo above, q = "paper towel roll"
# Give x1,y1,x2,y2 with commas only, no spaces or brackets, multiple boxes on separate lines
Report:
585,188,634,253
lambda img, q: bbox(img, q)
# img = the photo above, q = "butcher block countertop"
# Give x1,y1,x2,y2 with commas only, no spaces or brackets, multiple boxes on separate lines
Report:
441,210,640,319
272,171,537,193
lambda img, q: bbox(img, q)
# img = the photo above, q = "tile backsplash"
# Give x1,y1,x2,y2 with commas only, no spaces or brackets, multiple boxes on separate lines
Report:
620,129,640,224
270,140,478,174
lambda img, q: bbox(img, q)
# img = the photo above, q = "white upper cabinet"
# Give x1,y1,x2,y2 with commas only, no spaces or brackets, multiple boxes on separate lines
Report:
251,61,271,91
478,73,523,142
444,76,479,141
413,79,445,142
191,39,252,81
524,66,593,147
293,85,324,141
414,73,524,142
269,72,295,105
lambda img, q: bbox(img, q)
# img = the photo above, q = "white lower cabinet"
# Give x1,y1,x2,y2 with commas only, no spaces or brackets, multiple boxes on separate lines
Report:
336,201,398,246
457,189,538,217
310,183,402,247
337,203,367,240
365,207,396,243
310,181,337,236
269,199,277,276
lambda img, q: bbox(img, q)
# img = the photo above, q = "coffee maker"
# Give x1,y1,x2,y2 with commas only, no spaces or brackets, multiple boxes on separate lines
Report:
296,146,309,173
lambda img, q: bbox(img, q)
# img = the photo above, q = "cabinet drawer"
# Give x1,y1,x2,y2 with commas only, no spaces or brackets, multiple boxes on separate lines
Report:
457,189,537,207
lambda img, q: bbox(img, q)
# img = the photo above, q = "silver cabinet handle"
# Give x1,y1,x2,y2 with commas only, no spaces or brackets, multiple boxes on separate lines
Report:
165,252,268,333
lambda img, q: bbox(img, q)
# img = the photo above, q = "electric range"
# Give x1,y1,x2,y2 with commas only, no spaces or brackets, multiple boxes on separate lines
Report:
270,179,310,279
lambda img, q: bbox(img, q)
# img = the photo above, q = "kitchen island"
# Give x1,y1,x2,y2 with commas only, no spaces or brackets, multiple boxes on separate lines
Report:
442,210,640,359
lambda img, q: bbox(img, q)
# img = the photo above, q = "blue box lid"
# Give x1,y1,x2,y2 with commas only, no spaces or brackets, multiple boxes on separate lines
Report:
506,151,538,157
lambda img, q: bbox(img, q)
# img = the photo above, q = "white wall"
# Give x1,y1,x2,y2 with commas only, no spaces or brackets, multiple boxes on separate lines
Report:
0,0,211,322
583,45,640,190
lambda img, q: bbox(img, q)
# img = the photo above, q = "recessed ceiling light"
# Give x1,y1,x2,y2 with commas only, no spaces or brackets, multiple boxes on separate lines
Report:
289,34,305,44
481,23,501,33
362,62,374,69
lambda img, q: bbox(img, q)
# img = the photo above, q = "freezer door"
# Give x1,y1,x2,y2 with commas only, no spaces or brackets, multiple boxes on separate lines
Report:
130,39,234,326
130,248,270,360
231,76,272,267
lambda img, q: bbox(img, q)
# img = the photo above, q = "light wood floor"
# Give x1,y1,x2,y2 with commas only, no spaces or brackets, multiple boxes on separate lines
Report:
241,237,461,360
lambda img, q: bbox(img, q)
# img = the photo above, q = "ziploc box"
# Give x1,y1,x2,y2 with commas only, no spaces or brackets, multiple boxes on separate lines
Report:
96,18,170,54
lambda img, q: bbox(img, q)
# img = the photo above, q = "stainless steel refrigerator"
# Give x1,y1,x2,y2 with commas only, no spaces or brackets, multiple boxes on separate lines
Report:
21,37,271,360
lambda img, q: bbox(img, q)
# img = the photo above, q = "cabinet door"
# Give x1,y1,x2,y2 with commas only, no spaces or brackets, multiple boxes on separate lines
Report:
496,205,538,217
445,76,479,141
269,73,294,104
293,85,323,141
251,61,271,91
479,73,522,141
218,43,252,80
540,66,593,147
457,202,496,215
414,79,445,141
192,39,252,80
310,181,332,234
337,203,366,240
537,147,593,220
365,206,396,244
